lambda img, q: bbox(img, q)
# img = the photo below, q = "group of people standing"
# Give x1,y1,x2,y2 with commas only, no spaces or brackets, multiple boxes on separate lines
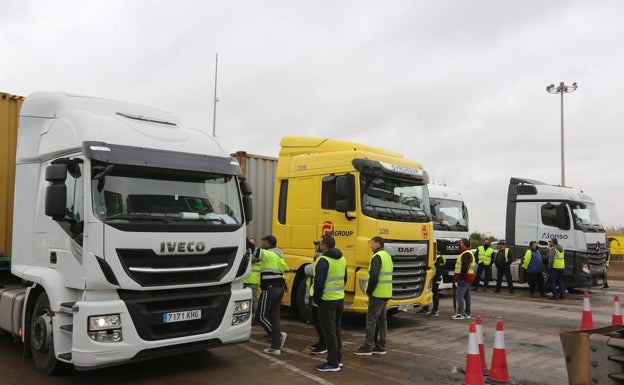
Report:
247,234,393,373
245,233,568,372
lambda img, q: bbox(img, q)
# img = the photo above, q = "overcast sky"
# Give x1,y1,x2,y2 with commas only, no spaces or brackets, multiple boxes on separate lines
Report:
2,1,623,238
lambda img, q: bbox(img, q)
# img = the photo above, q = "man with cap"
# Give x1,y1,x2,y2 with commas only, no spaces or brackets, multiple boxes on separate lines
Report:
243,237,260,323
547,238,566,300
305,240,326,355
494,241,514,294
256,235,289,355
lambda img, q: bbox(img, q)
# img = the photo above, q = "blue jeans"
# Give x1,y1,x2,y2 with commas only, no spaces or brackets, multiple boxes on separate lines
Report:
550,268,566,297
456,280,471,315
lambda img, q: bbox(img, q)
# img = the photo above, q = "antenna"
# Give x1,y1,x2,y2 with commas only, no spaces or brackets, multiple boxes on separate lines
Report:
212,53,219,137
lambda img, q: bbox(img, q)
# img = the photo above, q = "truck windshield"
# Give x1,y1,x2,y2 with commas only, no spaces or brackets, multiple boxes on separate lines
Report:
91,161,242,227
430,198,468,231
361,175,429,222
570,202,604,232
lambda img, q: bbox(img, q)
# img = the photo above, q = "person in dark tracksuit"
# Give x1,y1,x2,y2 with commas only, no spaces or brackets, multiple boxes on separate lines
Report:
313,234,346,372
494,240,514,294
257,235,289,355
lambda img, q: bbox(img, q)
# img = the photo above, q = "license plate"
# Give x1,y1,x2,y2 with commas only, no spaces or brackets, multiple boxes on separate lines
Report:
163,309,201,324
398,303,416,311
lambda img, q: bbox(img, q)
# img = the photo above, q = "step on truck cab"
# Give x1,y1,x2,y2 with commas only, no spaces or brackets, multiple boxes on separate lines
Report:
427,184,470,289
235,136,434,321
0,91,253,373
505,177,608,288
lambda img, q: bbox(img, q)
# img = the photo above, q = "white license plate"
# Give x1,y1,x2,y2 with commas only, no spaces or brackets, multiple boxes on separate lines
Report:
398,303,416,311
163,309,202,324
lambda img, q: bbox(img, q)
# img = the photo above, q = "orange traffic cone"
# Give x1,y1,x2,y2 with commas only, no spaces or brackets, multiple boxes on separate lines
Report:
486,320,511,384
463,322,485,385
475,316,489,375
613,295,623,325
580,291,595,330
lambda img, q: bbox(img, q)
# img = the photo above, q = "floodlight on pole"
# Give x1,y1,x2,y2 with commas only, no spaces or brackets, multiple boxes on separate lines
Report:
546,81,578,186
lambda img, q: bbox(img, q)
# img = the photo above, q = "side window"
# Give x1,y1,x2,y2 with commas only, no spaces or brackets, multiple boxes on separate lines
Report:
541,203,557,227
321,175,337,210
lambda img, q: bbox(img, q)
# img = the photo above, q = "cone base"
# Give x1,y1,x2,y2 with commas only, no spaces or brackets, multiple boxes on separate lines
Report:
485,377,511,385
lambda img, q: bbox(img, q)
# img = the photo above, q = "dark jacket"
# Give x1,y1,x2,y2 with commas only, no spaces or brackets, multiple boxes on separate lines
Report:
313,248,346,304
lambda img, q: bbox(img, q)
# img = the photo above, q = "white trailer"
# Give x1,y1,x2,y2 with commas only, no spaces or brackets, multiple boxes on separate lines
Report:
0,92,252,373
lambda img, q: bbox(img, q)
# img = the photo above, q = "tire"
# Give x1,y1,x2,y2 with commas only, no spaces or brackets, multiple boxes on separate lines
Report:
295,279,312,324
31,292,58,374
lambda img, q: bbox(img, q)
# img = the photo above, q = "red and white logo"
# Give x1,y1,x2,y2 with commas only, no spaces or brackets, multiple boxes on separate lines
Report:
322,221,334,235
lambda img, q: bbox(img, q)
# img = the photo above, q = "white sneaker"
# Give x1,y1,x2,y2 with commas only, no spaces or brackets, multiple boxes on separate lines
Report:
280,332,287,348
263,348,281,355
451,313,465,320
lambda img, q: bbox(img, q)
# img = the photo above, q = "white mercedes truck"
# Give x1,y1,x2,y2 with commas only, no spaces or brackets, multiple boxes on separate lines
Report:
504,177,607,288
0,91,253,373
427,184,469,289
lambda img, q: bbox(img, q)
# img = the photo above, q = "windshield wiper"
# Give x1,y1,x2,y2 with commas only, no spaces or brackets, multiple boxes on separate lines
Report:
105,214,169,223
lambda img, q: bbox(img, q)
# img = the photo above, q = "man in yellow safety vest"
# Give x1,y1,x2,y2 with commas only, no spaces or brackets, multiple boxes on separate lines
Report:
313,234,347,372
354,236,393,356
548,238,566,300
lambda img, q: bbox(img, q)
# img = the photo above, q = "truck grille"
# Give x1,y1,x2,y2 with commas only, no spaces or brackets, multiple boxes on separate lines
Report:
118,285,231,341
386,240,429,300
436,239,461,255
116,247,237,287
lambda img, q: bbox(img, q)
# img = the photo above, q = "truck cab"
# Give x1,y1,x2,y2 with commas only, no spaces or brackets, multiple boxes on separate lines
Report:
504,177,607,288
427,184,469,289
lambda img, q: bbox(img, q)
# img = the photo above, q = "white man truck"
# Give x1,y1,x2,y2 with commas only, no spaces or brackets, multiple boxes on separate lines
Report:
0,91,253,373
503,177,608,288
427,184,470,289
234,137,434,322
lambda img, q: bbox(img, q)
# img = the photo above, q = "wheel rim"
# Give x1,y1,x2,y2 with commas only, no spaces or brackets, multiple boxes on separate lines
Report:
32,312,52,353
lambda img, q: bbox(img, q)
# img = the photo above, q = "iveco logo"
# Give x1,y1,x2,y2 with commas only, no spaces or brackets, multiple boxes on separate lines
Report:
160,241,206,253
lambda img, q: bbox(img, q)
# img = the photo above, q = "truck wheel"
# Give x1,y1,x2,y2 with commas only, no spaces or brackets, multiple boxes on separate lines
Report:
31,292,58,374
296,279,313,323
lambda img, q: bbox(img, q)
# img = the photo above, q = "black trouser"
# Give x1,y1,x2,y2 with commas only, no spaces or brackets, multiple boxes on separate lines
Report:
495,265,514,292
318,299,344,366
474,263,492,288
258,286,284,349
431,281,440,312
311,305,325,349
527,272,544,296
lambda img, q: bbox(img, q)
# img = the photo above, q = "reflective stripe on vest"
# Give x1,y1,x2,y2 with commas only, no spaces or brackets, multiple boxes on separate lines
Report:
433,254,446,277
260,249,285,281
477,245,494,265
553,248,565,269
455,250,475,275
320,256,346,301
369,249,393,298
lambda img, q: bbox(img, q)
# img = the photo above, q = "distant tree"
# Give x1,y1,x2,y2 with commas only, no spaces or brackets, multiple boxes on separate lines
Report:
606,226,624,236
469,231,497,248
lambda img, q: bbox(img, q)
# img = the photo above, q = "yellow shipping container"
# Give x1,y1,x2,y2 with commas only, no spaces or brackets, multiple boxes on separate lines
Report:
0,92,24,257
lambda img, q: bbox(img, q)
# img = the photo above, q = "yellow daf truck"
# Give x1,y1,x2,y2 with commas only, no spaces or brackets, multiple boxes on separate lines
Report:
234,136,434,321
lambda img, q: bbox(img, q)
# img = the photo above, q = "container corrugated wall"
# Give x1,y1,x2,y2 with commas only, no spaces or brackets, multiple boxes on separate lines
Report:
0,92,24,257
232,152,277,242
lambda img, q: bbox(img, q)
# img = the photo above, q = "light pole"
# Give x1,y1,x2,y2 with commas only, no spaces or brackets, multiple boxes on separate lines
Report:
546,82,578,186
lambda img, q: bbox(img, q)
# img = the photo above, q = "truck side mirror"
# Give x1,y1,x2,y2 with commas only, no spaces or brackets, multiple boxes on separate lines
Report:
239,177,253,224
335,174,355,213
45,164,68,220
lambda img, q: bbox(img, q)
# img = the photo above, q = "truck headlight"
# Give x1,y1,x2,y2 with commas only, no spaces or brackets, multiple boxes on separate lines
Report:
88,314,123,342
232,300,251,326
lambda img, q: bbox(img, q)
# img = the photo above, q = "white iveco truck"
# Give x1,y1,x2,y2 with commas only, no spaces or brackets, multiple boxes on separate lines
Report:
427,184,469,289
0,92,252,373
505,177,607,288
